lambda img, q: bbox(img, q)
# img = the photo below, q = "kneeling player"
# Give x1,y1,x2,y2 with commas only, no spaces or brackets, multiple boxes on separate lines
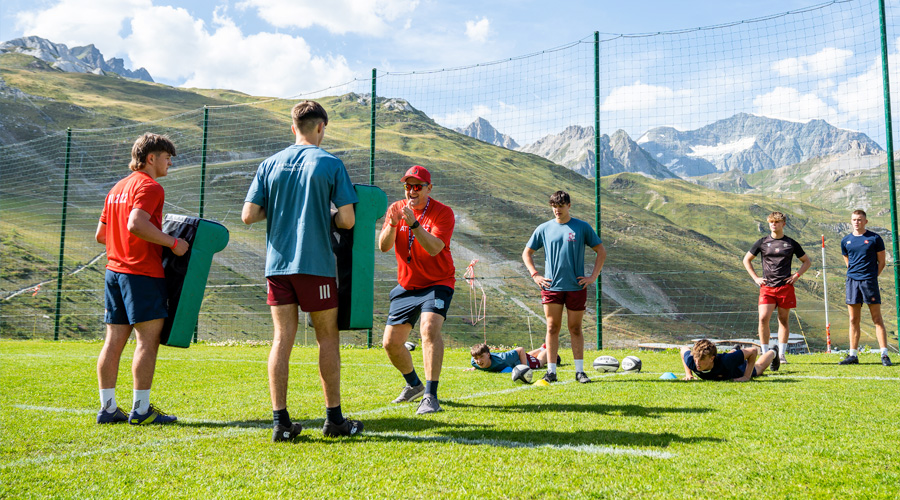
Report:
680,339,779,382
465,343,557,372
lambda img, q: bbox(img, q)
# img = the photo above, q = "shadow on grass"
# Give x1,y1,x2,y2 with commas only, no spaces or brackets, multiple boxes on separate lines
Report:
441,401,713,419
362,417,722,449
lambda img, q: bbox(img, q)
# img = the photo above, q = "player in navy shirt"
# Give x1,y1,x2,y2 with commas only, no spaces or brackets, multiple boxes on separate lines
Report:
742,211,811,364
680,339,778,382
839,210,892,366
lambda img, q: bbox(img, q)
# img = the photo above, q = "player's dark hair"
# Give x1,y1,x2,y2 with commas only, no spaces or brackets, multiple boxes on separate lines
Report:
691,339,717,362
470,343,490,358
292,100,329,134
129,133,176,172
852,209,867,218
549,190,570,206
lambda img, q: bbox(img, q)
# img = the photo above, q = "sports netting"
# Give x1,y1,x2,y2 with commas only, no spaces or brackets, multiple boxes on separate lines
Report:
2,0,900,352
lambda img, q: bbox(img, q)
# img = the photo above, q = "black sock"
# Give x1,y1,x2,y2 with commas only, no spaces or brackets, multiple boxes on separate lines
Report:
425,380,438,397
326,405,344,425
273,408,291,428
403,370,421,387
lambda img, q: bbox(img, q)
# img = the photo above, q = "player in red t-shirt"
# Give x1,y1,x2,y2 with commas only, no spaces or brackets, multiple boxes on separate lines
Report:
378,165,455,415
94,133,189,426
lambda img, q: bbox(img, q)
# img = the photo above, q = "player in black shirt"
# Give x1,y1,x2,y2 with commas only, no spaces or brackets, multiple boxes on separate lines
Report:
742,212,811,364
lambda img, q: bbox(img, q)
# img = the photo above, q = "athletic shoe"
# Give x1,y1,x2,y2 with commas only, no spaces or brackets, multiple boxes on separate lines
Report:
770,346,780,372
779,353,788,364
839,355,859,365
556,355,563,365
541,372,557,383
416,394,443,415
323,418,363,437
96,407,128,424
272,422,303,442
882,355,893,367
129,404,177,425
392,383,425,403
575,371,592,384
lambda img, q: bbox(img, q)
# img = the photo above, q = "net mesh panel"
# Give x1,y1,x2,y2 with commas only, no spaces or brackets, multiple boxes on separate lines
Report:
2,0,900,351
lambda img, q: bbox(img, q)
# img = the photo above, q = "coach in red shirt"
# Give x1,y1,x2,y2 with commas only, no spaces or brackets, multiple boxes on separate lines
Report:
379,165,455,415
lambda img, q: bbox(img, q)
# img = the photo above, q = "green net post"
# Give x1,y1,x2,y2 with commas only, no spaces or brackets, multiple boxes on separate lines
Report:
593,31,603,350
879,0,898,348
53,128,72,341
367,68,377,349
194,106,210,344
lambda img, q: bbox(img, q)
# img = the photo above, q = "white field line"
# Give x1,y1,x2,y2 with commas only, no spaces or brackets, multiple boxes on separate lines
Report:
0,427,257,469
364,431,674,459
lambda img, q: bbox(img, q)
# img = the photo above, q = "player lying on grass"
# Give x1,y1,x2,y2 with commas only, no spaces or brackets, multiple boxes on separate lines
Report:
680,339,779,382
465,343,559,372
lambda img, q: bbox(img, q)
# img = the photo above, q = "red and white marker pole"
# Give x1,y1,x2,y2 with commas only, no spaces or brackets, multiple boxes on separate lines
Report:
822,234,831,353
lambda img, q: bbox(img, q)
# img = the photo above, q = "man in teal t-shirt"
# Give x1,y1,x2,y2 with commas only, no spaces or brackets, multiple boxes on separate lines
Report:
243,100,361,442
523,190,605,385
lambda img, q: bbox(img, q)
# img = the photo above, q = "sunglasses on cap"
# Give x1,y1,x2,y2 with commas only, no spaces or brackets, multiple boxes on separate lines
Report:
405,183,428,192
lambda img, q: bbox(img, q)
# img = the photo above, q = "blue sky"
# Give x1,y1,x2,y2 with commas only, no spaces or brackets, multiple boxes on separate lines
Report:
2,1,900,143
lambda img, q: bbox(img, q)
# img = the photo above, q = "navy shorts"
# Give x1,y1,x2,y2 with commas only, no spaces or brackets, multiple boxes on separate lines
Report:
387,285,454,327
104,270,168,325
846,277,880,305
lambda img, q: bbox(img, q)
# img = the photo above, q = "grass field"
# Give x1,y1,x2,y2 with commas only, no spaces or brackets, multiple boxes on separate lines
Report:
1,340,898,499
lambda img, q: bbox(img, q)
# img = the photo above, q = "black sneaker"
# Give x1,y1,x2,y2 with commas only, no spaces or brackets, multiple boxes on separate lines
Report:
542,372,557,383
556,355,562,365
272,422,303,442
839,355,859,365
882,355,893,367
575,371,592,384
770,345,780,372
323,418,363,437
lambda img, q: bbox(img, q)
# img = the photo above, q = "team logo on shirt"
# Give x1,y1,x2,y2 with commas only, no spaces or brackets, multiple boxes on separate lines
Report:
864,240,870,245
567,232,575,242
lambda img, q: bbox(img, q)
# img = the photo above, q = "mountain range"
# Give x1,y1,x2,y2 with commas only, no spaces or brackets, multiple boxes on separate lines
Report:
0,36,153,82
455,117,519,149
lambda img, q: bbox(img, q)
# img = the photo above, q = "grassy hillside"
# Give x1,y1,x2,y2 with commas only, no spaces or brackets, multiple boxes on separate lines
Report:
1,53,893,349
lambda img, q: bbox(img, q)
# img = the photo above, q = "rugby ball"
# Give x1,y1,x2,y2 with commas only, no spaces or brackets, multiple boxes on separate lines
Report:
511,364,534,384
621,355,642,373
404,341,416,351
593,355,619,373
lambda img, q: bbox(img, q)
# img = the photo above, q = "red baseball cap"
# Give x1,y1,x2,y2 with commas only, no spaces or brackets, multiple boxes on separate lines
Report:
401,165,431,184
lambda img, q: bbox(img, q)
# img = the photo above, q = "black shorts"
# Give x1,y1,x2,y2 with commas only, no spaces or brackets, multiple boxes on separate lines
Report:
386,285,454,327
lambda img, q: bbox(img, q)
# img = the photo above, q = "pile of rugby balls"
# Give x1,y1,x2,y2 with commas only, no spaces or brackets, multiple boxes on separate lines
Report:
592,355,642,373
511,364,534,384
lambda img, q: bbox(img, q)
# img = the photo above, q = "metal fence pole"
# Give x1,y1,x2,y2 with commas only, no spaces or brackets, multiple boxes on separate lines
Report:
593,31,603,350
367,68,377,349
878,0,899,345
53,128,72,340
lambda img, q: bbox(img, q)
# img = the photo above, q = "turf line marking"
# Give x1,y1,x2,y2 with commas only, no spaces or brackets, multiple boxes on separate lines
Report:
14,404,94,414
365,431,674,459
787,374,900,381
0,427,256,469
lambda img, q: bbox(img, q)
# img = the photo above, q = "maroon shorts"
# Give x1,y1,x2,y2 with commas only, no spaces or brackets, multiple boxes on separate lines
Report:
758,284,796,309
526,353,541,369
540,288,587,311
266,274,338,312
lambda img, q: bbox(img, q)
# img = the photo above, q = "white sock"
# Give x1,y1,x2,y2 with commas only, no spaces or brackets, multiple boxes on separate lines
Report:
760,344,769,354
574,359,584,373
547,363,557,374
880,348,888,356
849,349,858,357
132,389,151,414
99,388,117,413
779,343,788,356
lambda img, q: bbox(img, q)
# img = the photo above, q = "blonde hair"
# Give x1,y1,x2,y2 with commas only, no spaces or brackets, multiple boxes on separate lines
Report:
767,211,786,224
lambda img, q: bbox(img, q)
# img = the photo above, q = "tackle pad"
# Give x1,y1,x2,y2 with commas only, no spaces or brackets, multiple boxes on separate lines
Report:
160,215,230,347
331,184,388,330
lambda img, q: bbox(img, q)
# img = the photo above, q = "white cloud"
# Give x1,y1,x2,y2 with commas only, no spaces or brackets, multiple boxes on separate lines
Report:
773,47,854,77
433,104,492,129
237,0,419,36
465,17,490,43
14,0,356,97
752,86,838,123
601,81,694,112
